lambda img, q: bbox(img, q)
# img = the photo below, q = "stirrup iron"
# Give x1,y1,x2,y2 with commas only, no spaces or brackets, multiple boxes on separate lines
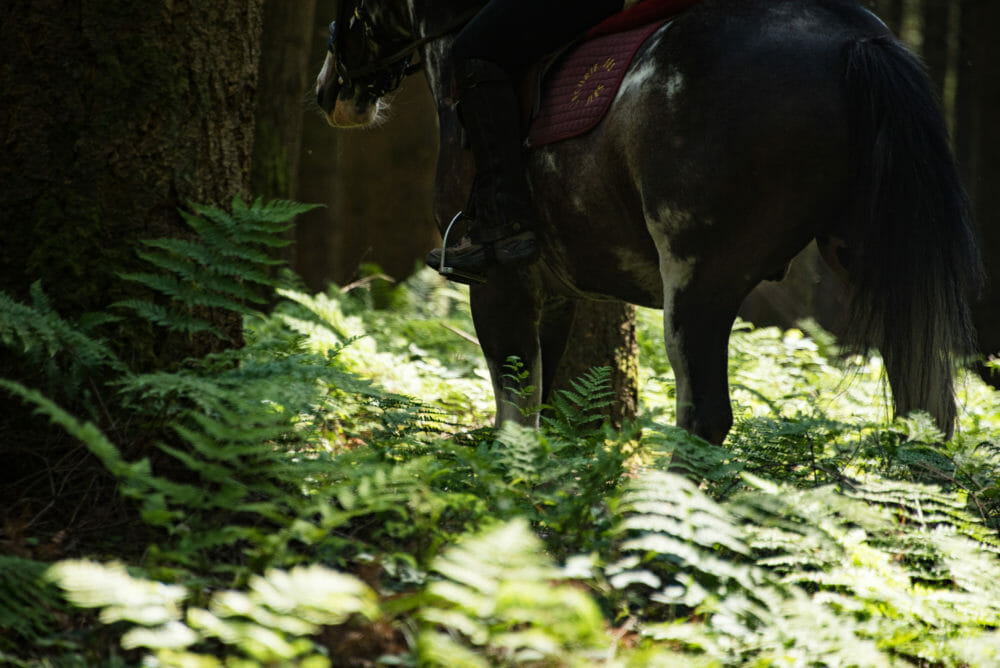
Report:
436,211,487,284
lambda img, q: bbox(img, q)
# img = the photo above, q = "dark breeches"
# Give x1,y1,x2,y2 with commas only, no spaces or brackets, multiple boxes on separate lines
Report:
451,0,624,74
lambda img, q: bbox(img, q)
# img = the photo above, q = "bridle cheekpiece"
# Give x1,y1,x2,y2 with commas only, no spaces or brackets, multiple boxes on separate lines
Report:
327,1,479,99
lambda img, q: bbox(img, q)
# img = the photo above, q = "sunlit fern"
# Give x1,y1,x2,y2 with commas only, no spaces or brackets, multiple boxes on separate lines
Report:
115,197,319,338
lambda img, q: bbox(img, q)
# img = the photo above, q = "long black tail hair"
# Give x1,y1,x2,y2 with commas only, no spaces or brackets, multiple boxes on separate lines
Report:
842,34,983,437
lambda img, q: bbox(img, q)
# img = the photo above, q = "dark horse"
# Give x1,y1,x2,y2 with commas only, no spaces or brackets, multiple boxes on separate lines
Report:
316,0,982,443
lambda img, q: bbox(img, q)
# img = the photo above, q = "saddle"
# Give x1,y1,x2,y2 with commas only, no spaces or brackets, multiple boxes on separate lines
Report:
523,0,701,148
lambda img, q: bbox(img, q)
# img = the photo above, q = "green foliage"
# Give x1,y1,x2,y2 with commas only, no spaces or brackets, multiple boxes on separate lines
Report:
0,555,68,659
417,519,609,666
0,281,127,414
3,198,1000,666
48,560,377,667
115,196,320,339
544,366,615,435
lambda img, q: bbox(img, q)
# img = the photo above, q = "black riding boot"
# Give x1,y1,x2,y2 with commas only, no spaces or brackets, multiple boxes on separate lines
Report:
426,59,539,283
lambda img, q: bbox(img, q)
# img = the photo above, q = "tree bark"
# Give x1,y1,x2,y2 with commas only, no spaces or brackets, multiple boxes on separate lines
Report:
0,0,263,531
0,0,262,356
963,0,1000,379
553,302,639,427
920,0,951,102
296,0,345,292
251,0,317,204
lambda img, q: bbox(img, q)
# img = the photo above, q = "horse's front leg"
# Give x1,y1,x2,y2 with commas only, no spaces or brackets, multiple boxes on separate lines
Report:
469,269,544,426
661,264,741,445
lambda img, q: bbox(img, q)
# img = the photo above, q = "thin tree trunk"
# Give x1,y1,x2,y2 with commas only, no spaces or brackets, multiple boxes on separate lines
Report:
252,0,317,202
296,0,345,292
920,0,950,101
964,0,1000,380
329,76,441,284
870,0,906,35
296,1,441,289
252,0,318,268
955,0,974,186
553,302,639,427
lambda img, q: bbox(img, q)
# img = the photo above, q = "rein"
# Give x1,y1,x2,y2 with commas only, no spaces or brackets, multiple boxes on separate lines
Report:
328,2,480,97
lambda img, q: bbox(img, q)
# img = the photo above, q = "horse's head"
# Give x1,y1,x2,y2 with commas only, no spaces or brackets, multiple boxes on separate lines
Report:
316,1,484,128
315,1,416,128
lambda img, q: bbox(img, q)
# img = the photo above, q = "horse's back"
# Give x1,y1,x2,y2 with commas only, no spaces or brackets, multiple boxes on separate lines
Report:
529,0,887,306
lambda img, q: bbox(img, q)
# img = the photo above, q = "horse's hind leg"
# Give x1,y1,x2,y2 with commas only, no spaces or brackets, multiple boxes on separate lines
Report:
538,298,576,401
662,265,743,444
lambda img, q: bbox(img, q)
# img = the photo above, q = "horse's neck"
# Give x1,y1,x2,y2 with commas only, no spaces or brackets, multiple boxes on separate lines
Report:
419,36,457,110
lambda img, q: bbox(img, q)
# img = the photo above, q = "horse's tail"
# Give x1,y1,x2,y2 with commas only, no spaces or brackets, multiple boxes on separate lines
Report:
842,35,982,437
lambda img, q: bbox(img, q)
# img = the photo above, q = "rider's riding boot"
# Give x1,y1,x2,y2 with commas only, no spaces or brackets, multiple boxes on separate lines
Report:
426,58,539,282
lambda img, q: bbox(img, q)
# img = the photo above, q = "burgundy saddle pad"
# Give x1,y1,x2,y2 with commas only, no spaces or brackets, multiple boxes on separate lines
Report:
525,0,699,149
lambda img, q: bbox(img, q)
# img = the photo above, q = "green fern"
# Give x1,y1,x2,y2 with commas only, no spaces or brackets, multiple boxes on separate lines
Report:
606,471,775,629
543,365,615,436
640,416,744,489
728,476,1000,665
480,380,628,557
115,196,319,338
0,556,68,655
47,560,377,666
7,192,1000,668
417,519,609,666
0,282,128,411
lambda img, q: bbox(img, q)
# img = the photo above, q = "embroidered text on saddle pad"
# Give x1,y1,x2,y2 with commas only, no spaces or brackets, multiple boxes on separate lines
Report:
525,0,700,148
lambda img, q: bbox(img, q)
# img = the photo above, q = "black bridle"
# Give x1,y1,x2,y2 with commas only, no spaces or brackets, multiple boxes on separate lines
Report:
327,1,480,99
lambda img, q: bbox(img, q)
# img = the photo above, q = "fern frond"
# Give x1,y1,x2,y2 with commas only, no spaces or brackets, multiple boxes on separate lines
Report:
141,238,284,278
132,250,273,302
111,299,222,337
120,271,265,311
418,519,608,665
731,476,1000,665
118,197,318,337
607,471,771,618
47,559,375,664
640,417,744,487
490,422,549,486
0,556,65,650
543,366,614,436
0,378,153,491
0,284,126,374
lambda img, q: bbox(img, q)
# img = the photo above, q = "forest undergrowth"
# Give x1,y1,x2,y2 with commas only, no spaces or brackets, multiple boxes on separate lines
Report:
2,199,1000,667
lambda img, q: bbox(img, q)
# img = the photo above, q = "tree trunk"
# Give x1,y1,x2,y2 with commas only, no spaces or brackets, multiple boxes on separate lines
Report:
920,0,951,102
553,302,639,428
294,1,441,289
328,76,441,284
955,0,974,186
0,0,263,530
0,0,262,356
963,0,1000,380
296,0,345,292
251,0,317,204
870,0,906,35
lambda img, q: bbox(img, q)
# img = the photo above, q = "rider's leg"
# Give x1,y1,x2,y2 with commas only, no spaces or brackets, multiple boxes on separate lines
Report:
427,0,623,281
425,57,539,278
